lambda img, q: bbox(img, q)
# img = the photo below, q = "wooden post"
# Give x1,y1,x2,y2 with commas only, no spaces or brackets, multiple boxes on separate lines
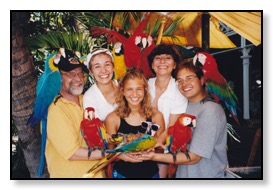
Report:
156,17,167,45
202,12,210,52
247,128,261,166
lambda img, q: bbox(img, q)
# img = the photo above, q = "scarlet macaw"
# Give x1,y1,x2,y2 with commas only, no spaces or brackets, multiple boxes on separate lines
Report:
193,52,240,124
80,107,108,158
91,12,155,78
166,113,196,177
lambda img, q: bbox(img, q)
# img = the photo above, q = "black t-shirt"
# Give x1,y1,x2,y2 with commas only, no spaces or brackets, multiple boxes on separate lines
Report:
112,117,159,178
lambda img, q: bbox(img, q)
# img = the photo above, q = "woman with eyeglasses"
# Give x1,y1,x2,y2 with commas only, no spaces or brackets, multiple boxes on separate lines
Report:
83,48,118,122
147,44,188,178
140,61,228,178
105,69,165,178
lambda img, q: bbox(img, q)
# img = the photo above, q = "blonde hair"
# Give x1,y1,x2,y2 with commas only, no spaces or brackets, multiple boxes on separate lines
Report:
115,69,156,119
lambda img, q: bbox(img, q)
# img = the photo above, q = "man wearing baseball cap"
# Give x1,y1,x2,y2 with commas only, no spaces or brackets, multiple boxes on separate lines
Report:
45,49,106,178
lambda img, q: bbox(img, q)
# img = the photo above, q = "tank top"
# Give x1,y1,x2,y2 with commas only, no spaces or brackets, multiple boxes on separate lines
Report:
112,117,159,178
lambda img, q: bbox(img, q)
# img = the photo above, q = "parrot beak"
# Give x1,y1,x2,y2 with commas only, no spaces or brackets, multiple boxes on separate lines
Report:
88,111,95,120
193,55,197,65
193,55,203,68
142,37,148,49
84,110,89,119
108,133,124,144
192,119,197,128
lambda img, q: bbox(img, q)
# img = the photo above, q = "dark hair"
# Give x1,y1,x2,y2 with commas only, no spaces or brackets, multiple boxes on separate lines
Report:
174,60,204,80
147,44,182,76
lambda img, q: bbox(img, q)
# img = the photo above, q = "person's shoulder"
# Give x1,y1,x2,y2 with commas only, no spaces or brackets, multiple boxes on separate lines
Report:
105,111,119,121
154,109,163,118
201,99,224,113
83,83,96,95
148,77,156,84
48,96,64,113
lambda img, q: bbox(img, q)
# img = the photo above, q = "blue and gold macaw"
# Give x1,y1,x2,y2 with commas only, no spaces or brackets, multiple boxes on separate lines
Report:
82,133,157,178
27,52,62,177
112,42,127,80
106,133,157,153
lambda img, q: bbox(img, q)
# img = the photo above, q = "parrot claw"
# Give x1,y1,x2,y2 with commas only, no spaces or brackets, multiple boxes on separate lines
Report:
172,152,177,164
183,150,191,161
88,148,92,159
101,149,105,157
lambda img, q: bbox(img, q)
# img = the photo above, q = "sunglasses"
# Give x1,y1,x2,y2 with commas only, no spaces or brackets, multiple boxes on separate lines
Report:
141,121,160,136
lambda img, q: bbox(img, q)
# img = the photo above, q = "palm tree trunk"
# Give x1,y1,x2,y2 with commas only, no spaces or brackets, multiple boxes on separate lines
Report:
12,12,49,178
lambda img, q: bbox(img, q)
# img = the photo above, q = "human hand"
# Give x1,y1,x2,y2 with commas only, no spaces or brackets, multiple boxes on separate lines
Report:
118,152,143,163
138,151,155,161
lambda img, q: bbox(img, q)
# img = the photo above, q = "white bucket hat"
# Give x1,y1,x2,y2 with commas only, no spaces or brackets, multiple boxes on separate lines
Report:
84,48,114,69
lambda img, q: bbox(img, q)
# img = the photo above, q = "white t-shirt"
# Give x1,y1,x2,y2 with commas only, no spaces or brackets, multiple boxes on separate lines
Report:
83,80,118,122
148,77,188,128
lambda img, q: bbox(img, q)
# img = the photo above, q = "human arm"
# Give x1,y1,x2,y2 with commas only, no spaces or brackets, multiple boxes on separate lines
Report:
140,150,201,165
69,148,106,160
152,110,165,137
105,111,119,150
47,104,104,161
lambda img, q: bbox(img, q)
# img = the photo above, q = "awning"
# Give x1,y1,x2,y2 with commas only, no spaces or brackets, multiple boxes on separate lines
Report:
112,12,261,48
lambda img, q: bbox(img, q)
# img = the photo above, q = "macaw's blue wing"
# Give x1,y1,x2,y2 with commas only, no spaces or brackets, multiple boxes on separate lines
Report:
27,53,62,177
206,79,239,124
166,134,173,153
28,53,62,127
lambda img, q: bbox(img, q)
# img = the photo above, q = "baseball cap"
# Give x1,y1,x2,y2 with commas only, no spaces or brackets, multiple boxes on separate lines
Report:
54,49,89,73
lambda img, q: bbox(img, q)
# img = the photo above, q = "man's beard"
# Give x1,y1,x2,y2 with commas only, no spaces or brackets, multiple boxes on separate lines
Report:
68,83,84,95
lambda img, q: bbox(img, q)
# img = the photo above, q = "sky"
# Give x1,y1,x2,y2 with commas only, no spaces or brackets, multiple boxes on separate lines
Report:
5,1,270,189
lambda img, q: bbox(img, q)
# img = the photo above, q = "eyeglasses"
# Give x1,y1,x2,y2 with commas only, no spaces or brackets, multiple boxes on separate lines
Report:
141,121,160,136
61,72,87,79
175,75,198,85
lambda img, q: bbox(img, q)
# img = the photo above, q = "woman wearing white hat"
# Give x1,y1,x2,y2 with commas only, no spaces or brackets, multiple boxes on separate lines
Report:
83,48,118,122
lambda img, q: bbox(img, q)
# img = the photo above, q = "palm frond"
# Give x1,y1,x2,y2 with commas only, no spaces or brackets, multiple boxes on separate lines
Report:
163,16,184,36
227,123,241,143
116,12,142,31
148,19,162,37
71,12,112,28
25,31,93,55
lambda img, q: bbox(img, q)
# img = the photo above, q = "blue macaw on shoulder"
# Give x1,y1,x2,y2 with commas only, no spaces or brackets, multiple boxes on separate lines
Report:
27,50,63,177
28,48,89,177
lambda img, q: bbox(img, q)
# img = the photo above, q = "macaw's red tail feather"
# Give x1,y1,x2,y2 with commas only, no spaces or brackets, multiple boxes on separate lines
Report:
231,112,240,125
168,164,178,178
82,152,122,178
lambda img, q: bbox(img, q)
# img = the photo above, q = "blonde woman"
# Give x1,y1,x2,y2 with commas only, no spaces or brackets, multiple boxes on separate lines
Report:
105,69,165,178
